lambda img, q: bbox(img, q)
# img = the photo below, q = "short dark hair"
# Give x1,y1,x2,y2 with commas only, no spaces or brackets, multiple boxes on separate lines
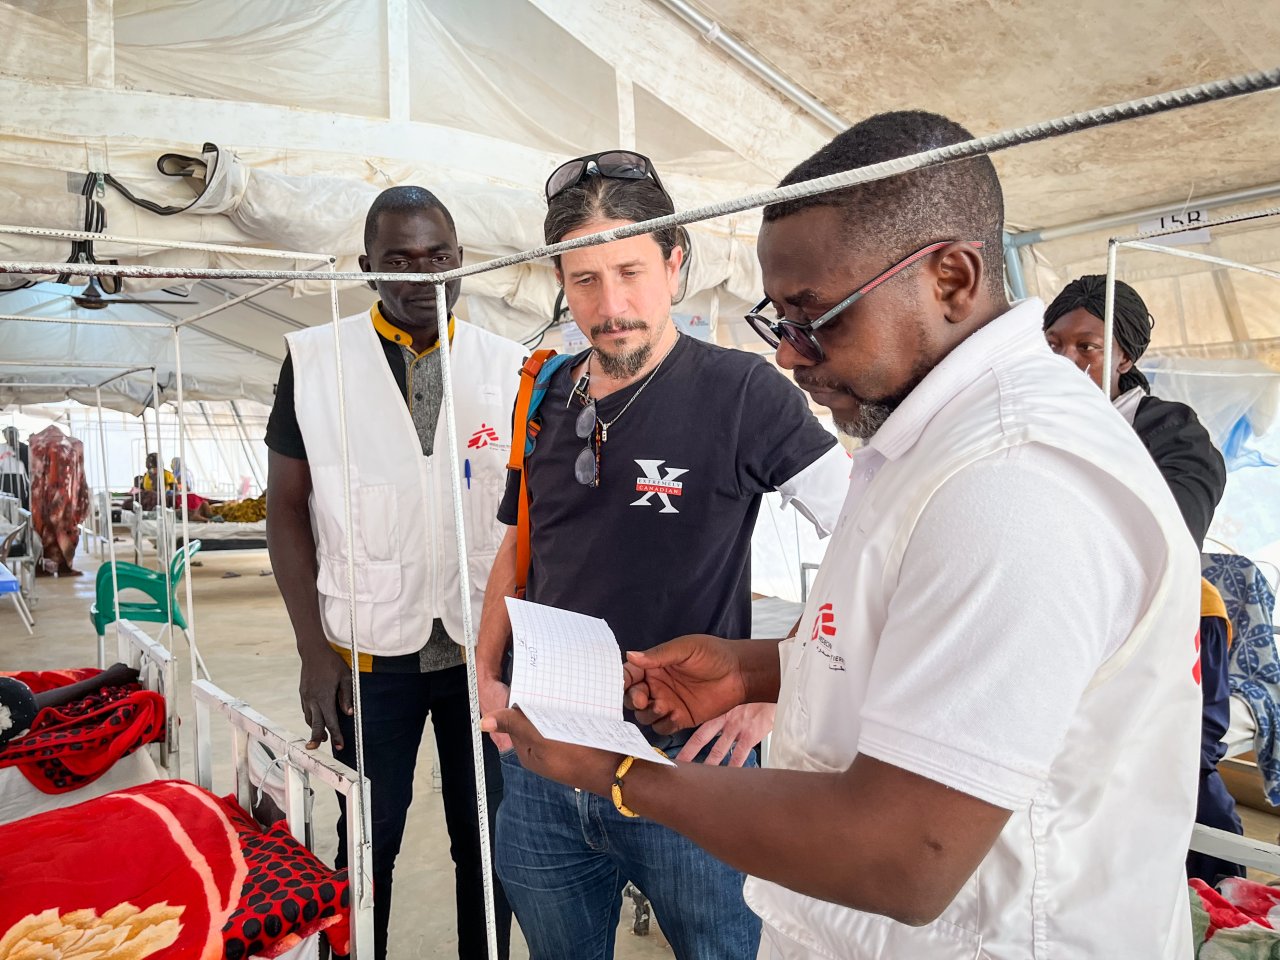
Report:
364,186,457,252
544,174,688,267
763,111,1005,293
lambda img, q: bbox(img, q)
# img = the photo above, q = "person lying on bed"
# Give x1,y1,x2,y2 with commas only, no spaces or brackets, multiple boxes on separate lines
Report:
0,663,138,747
1044,276,1242,885
165,490,267,523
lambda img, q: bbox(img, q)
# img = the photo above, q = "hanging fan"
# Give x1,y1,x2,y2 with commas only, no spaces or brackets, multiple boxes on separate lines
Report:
67,274,190,310
48,172,191,310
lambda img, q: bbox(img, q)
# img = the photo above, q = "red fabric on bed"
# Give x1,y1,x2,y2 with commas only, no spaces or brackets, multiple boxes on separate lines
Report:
215,796,351,959
4,667,100,693
0,669,164,794
0,780,351,959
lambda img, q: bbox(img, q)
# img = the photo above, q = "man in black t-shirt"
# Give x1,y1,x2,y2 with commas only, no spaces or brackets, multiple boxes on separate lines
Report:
475,151,848,960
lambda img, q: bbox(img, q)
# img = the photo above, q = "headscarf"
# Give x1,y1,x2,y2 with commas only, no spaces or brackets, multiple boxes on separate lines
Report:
1043,275,1154,394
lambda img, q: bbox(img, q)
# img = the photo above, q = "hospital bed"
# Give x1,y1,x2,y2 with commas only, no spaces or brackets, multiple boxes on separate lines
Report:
0,622,373,958
125,501,268,559
0,620,174,826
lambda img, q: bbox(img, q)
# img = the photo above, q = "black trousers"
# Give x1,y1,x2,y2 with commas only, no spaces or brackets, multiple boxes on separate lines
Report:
1187,614,1246,886
334,664,511,960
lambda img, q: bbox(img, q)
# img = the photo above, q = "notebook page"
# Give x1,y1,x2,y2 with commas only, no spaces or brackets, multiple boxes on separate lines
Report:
506,597,623,721
505,597,675,765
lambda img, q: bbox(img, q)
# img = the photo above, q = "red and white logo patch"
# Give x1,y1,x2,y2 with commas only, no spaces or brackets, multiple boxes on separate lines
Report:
808,603,845,671
467,423,500,449
810,603,835,644
631,459,688,514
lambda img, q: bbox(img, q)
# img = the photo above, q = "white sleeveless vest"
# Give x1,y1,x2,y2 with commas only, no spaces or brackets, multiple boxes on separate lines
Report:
287,311,525,656
748,306,1201,959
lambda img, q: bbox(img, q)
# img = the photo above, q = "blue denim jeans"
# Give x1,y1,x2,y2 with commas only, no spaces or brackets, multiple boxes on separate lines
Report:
496,741,761,960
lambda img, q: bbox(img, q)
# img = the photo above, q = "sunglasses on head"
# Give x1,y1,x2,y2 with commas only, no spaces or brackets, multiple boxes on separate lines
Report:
745,240,986,364
545,150,671,203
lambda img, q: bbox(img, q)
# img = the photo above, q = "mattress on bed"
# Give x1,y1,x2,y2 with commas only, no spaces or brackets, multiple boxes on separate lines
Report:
142,518,267,541
0,749,159,826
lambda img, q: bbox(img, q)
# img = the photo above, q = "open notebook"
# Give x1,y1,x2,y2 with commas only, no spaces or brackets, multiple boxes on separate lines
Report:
505,597,674,765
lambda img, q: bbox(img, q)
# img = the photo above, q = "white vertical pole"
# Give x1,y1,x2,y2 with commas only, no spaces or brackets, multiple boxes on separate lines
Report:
150,370,172,649
95,386,121,669
194,690,213,789
327,259,373,957
172,328,208,686
434,280,499,958
1103,241,1118,398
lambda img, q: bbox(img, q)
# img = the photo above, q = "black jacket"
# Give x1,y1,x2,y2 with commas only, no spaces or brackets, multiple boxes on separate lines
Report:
1131,394,1226,549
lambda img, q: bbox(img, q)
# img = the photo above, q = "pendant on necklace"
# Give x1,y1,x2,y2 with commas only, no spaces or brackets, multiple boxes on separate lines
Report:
600,423,609,443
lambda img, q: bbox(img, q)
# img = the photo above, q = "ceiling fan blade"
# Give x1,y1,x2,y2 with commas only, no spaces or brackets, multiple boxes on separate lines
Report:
70,295,190,308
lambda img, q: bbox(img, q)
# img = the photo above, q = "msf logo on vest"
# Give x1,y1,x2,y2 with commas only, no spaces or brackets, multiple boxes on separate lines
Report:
632,460,687,514
809,603,845,671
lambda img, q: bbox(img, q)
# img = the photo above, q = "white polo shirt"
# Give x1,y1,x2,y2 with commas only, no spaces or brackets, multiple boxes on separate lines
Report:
748,299,1201,959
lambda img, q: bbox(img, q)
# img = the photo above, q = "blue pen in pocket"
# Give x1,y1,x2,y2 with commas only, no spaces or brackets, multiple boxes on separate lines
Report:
464,458,472,489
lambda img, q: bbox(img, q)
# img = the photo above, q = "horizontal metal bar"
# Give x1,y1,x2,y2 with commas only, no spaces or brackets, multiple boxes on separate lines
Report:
654,0,847,132
0,312,170,329
204,282,309,330
1148,334,1280,358
0,381,106,389
0,358,155,370
192,680,364,794
97,367,159,389
0,365,154,390
174,276,294,329
1119,241,1280,281
1111,205,1280,244
1189,823,1280,872
0,223,335,263
0,67,1274,288
1009,183,1280,246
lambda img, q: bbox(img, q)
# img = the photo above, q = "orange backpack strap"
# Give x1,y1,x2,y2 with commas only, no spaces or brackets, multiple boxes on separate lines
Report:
510,349,557,597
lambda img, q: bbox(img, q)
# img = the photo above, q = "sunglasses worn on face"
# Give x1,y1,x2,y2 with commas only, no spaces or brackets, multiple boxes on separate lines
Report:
546,150,671,203
745,240,986,364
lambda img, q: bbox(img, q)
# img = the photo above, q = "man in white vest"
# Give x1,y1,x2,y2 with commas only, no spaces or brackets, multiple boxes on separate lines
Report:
266,187,523,960
482,113,1203,958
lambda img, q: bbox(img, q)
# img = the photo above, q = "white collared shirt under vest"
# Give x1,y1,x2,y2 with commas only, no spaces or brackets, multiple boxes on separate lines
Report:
286,311,526,656
750,299,1202,959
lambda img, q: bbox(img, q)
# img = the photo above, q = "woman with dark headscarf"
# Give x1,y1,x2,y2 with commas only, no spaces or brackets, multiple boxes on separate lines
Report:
1045,276,1239,886
1044,275,1226,548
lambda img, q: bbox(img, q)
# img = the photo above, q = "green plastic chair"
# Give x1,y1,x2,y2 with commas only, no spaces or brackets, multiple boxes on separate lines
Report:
91,540,203,667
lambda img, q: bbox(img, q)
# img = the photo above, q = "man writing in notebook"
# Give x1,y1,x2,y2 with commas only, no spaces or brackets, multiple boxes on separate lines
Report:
475,151,850,960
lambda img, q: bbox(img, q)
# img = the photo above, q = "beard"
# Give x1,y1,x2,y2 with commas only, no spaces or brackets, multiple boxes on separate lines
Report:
590,318,653,378
798,362,932,441
833,400,896,440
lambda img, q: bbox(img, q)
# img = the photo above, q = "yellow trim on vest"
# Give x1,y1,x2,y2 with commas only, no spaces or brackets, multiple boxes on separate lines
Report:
331,643,374,674
1201,578,1233,648
371,303,455,357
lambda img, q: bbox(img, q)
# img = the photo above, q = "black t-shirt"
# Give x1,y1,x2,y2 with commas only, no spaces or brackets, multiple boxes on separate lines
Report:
265,339,409,461
498,334,836,661
1132,393,1226,549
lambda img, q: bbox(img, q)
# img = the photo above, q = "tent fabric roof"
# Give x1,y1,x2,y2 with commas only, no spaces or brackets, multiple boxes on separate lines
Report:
1,0,1279,409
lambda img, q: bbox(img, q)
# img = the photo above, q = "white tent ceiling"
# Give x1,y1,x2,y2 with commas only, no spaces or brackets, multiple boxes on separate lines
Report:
1,0,1279,410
